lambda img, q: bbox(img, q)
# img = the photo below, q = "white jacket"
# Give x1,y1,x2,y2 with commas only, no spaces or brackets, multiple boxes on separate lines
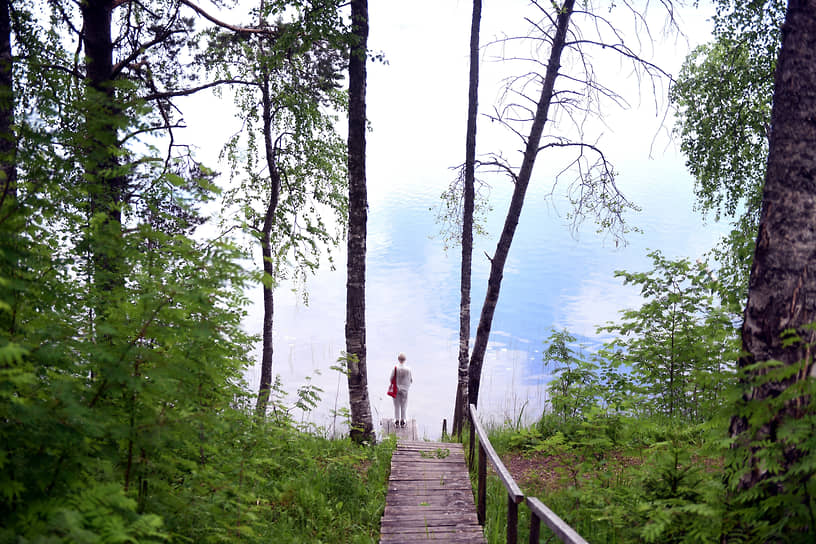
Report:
390,363,412,392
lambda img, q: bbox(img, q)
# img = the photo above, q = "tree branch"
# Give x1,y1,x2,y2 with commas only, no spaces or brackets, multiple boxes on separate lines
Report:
178,0,280,36
140,78,257,102
112,26,186,78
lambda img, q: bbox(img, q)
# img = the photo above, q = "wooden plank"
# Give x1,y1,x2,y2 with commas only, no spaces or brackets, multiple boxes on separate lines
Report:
389,466,466,474
380,440,485,544
382,528,485,537
381,516,479,527
389,469,465,476
380,534,487,544
381,511,479,523
392,451,465,458
396,442,463,451
393,450,465,455
390,456,466,463
390,456,465,463
380,528,485,537
386,479,471,488
389,467,466,474
383,506,478,517
386,495,475,507
382,418,418,440
395,441,462,449
387,486,473,497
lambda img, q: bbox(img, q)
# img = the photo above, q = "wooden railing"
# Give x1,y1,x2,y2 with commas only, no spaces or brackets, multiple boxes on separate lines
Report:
467,404,589,544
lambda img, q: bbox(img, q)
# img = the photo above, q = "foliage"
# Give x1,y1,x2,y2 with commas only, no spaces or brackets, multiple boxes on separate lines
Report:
535,252,738,438
599,251,740,423
481,356,816,543
0,199,394,540
1,3,390,543
203,0,349,291
477,413,729,543
472,249,816,542
433,165,492,251
671,0,786,308
725,343,816,542
541,329,601,426
464,248,753,542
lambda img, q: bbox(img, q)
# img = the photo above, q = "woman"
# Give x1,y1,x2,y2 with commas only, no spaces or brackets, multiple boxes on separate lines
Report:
390,353,413,427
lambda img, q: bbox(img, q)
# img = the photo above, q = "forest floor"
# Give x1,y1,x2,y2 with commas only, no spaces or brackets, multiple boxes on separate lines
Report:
501,450,644,494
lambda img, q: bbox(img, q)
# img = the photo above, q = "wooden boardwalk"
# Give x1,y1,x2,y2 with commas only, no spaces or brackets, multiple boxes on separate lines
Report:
379,440,486,543
382,418,418,440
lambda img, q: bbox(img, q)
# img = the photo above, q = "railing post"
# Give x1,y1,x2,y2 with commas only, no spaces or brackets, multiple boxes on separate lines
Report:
508,494,518,544
529,512,541,544
526,496,589,544
477,441,486,525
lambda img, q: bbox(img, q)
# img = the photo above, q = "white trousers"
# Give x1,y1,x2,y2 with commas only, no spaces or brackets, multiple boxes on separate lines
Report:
393,390,409,421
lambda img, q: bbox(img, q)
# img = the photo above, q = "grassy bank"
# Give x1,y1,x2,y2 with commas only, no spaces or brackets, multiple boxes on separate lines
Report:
165,420,397,544
466,415,726,543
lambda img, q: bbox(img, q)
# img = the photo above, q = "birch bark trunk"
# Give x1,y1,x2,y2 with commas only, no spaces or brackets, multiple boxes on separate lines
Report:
452,0,481,436
731,0,816,492
346,0,374,442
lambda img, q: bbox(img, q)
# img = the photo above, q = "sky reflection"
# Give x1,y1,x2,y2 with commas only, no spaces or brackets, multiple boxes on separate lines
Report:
197,1,729,439
244,148,730,440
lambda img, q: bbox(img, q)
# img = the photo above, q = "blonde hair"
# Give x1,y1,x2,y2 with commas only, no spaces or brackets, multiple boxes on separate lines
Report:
398,353,406,362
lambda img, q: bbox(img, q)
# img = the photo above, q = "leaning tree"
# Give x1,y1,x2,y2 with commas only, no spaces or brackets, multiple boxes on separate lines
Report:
467,0,678,409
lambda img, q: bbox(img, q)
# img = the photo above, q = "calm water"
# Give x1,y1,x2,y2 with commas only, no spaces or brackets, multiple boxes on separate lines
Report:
177,1,723,439
243,149,729,439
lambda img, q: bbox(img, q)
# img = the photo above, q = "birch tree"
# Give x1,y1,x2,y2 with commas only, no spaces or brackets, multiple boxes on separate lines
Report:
728,1,816,537
202,0,348,417
346,0,374,442
452,0,482,437
672,0,785,310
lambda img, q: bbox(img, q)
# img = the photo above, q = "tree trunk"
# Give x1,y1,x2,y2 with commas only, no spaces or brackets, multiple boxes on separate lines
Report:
81,0,125,299
254,16,281,418
452,0,481,437
468,0,574,408
731,0,816,491
255,75,281,416
256,178,278,416
346,0,374,443
0,0,15,205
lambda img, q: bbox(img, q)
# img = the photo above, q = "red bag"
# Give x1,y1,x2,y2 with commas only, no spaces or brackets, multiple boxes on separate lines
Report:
387,366,398,398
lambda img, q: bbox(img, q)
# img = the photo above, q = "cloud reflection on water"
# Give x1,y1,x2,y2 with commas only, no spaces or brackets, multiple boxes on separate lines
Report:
243,153,730,440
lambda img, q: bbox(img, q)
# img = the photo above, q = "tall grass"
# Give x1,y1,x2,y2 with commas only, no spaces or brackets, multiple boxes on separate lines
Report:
164,416,397,544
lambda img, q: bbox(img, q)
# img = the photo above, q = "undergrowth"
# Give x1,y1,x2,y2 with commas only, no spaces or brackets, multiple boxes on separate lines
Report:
467,415,727,544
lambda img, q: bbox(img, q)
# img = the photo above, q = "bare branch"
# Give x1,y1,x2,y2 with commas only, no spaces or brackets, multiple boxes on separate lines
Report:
476,155,519,183
178,0,279,36
566,39,673,81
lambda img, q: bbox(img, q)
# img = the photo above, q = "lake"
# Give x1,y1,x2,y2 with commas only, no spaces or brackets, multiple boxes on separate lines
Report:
177,1,725,439
242,148,729,439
